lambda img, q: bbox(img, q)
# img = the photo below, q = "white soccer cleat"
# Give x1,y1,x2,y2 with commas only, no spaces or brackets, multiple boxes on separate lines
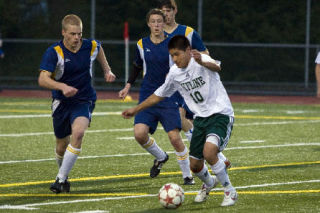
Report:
221,189,238,206
194,175,218,203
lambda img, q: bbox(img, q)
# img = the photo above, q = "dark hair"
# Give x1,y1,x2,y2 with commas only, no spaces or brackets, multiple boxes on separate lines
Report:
157,0,177,10
146,8,165,23
168,35,190,51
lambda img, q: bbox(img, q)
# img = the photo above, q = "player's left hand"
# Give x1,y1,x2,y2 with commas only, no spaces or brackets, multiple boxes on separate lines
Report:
122,108,136,119
191,49,202,65
105,71,116,82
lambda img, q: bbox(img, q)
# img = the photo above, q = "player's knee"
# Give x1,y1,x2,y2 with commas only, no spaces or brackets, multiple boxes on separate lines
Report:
134,132,148,144
169,135,184,151
190,162,202,173
72,129,85,141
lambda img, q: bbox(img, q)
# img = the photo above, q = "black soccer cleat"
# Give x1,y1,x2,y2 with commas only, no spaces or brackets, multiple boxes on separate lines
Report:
183,176,195,185
150,153,169,178
50,178,70,194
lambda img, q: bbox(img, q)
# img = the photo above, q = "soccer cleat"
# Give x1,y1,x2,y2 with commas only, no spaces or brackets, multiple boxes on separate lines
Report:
183,176,195,185
221,189,238,206
50,178,70,193
150,153,169,178
194,175,218,202
225,159,232,169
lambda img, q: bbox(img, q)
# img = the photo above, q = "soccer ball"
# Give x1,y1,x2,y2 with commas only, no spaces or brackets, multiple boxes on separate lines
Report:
158,183,184,209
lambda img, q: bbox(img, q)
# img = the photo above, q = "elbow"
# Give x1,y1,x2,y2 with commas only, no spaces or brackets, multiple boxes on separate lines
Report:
38,76,43,87
38,75,46,88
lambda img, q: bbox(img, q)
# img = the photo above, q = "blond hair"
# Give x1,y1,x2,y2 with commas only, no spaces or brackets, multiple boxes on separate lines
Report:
62,14,82,30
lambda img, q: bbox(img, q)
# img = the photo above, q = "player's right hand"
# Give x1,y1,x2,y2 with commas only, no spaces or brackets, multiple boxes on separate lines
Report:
62,84,78,97
122,108,136,119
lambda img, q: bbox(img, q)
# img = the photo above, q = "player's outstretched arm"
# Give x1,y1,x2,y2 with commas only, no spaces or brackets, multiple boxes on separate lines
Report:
122,94,164,119
38,70,78,97
96,47,116,82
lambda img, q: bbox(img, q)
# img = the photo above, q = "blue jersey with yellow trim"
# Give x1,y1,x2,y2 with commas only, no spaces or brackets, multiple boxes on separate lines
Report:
165,24,206,51
39,39,100,102
134,36,176,108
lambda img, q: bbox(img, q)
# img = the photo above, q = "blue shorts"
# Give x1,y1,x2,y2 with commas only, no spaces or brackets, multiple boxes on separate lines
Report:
170,92,194,120
51,100,95,139
134,106,181,134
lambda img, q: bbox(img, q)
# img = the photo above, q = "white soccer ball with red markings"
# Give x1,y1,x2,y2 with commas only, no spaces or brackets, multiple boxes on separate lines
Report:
158,183,184,209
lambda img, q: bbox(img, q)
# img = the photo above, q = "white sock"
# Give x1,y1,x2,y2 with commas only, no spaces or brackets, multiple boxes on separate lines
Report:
211,159,233,190
57,144,81,182
194,164,214,188
142,137,166,161
218,152,227,162
175,146,192,178
55,153,63,168
184,127,193,142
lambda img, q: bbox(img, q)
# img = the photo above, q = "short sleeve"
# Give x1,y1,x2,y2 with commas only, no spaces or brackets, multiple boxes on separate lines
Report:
315,52,320,64
39,48,58,72
191,30,206,52
201,54,216,64
134,44,143,67
154,69,177,97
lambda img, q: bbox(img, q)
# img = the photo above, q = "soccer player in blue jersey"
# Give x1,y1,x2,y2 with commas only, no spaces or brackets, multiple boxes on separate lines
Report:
158,0,231,168
157,0,207,142
119,8,194,185
38,14,116,193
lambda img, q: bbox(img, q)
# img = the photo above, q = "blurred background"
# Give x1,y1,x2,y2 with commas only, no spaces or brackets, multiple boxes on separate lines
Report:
0,0,320,96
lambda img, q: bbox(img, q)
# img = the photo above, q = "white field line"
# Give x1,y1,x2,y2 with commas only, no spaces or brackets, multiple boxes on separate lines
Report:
234,109,318,114
73,211,109,213
0,112,120,119
1,142,319,165
226,143,320,150
0,179,319,210
0,128,134,137
2,119,320,138
116,136,135,140
240,140,265,143
234,120,320,126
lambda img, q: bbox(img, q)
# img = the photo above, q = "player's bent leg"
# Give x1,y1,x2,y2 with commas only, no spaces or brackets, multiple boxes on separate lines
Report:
167,129,185,152
168,129,194,185
179,107,193,142
180,107,192,132
190,158,218,202
205,138,238,206
55,136,70,168
134,123,150,145
50,117,88,194
134,124,168,178
218,152,232,169
70,116,89,148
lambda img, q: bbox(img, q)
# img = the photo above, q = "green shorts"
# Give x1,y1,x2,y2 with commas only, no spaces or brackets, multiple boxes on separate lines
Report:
189,113,234,160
